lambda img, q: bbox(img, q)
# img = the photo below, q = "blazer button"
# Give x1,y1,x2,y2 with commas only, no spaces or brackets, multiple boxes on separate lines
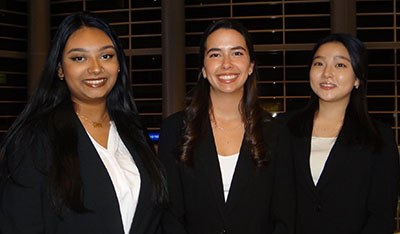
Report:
315,204,322,212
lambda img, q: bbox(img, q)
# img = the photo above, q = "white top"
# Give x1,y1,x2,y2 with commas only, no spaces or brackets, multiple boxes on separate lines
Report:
218,153,239,202
310,136,336,186
87,121,141,234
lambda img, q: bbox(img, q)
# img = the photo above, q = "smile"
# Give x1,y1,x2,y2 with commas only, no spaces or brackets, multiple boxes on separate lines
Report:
83,78,107,87
217,74,239,80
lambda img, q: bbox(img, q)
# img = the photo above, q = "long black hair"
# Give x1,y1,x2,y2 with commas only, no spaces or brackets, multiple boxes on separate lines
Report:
289,33,381,150
0,12,167,214
179,19,271,168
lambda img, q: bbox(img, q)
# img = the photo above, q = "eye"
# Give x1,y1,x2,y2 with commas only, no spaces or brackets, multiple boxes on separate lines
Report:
209,53,221,58
336,63,347,68
233,50,244,56
71,56,86,62
312,61,323,66
101,54,115,60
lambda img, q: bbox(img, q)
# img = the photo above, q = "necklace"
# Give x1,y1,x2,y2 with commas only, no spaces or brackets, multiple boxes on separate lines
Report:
76,112,108,128
213,121,243,132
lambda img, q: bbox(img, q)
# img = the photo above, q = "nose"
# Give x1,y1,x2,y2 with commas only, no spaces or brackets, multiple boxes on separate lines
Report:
88,59,103,74
323,65,333,78
222,55,232,69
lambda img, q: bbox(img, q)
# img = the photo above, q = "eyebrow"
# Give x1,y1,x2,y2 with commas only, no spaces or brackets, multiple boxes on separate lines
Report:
312,55,351,62
66,45,115,54
206,46,247,54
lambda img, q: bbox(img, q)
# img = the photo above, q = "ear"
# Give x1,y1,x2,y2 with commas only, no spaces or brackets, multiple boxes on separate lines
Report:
354,78,360,89
58,63,64,80
202,67,206,78
248,62,255,76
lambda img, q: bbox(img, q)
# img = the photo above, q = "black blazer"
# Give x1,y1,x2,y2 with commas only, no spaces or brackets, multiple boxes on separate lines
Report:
157,112,295,234
279,111,400,234
0,105,161,234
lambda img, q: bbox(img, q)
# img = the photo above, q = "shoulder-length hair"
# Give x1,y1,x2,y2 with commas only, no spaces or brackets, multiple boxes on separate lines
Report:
179,18,271,167
0,12,167,214
290,33,381,149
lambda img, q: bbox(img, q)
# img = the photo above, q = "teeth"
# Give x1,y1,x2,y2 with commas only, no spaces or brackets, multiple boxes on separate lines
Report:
218,74,237,80
85,79,106,85
320,83,335,87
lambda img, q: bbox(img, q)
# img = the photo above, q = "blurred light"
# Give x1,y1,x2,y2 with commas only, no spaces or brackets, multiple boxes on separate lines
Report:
148,131,159,142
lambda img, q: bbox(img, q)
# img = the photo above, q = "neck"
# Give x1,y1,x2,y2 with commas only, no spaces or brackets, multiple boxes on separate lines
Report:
73,101,108,122
209,90,242,121
317,100,348,122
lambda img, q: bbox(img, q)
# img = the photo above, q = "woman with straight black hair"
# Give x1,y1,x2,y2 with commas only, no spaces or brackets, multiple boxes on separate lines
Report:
0,12,167,234
279,33,400,234
158,18,295,234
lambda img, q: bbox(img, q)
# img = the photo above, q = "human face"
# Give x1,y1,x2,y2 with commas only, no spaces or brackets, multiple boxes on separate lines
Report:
310,42,360,106
59,27,119,105
202,29,254,96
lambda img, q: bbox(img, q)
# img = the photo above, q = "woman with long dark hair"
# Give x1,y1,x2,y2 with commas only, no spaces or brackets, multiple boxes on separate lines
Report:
158,18,295,234
0,12,167,234
280,33,400,234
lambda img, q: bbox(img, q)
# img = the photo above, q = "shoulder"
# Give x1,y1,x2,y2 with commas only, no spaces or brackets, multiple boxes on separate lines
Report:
160,111,185,131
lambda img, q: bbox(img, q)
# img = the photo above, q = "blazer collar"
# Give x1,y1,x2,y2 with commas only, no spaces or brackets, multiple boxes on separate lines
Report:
194,118,253,217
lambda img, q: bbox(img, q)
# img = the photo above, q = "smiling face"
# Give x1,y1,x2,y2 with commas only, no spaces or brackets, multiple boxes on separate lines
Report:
202,28,254,96
310,41,360,106
59,26,119,105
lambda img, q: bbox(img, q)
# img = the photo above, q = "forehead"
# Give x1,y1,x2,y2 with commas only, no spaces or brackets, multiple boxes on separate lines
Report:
314,42,350,59
64,27,113,50
205,28,247,48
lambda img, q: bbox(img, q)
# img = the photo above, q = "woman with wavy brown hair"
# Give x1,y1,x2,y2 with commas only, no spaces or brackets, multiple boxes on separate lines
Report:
157,18,295,234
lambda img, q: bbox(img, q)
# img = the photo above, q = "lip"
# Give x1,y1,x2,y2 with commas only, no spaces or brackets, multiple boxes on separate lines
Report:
320,82,336,90
83,78,107,88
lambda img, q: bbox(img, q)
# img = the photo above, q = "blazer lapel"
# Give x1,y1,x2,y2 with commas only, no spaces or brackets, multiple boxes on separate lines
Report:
75,119,125,234
224,142,253,214
195,120,226,220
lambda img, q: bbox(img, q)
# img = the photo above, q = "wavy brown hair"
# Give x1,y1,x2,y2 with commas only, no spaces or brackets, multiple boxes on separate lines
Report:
179,19,271,168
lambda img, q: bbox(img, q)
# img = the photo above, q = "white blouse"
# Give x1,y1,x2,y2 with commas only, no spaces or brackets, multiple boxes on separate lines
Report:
87,121,141,234
218,153,239,202
310,136,336,186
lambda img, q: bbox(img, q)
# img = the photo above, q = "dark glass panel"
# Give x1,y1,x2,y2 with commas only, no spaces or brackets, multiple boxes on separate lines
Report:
87,0,129,10
50,2,83,15
233,0,280,2
132,36,161,48
131,55,162,69
0,73,27,86
92,11,130,23
285,30,330,43
132,22,161,35
259,98,284,113
357,29,394,42
357,15,393,27
240,18,282,31
256,51,283,66
186,0,229,5
285,16,330,29
0,116,16,130
232,4,282,17
0,87,27,100
0,25,27,38
258,67,283,82
367,97,395,111
3,0,27,12
251,31,283,45
286,67,308,81
367,82,395,95
132,85,162,99
186,34,202,47
186,6,230,19
0,11,27,26
356,1,394,13
285,2,329,15
111,24,129,37
286,98,309,111
140,114,162,129
286,82,311,96
0,38,27,51
131,0,161,7
258,82,283,96
0,57,27,72
135,100,162,113
185,20,214,33
368,66,395,81
368,49,394,64
0,102,26,115
186,54,201,68
131,9,161,21
132,70,162,84
285,50,310,66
